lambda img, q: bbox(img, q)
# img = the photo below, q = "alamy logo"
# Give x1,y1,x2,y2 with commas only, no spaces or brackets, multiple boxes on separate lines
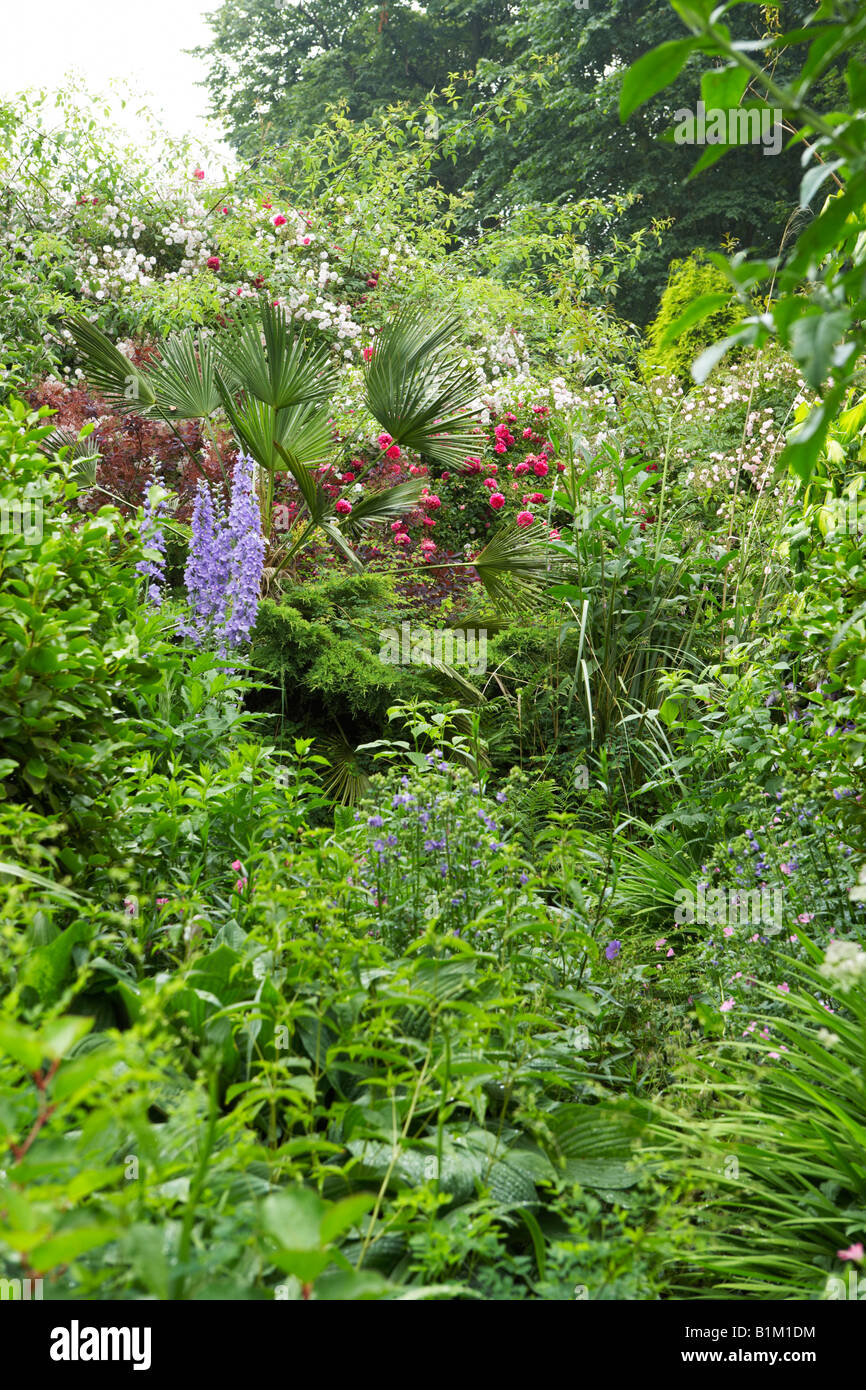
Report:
0,1277,43,1300
674,886,783,930
824,1269,866,1301
673,102,783,156
49,1320,152,1371
0,498,43,542
379,623,487,675
819,494,866,535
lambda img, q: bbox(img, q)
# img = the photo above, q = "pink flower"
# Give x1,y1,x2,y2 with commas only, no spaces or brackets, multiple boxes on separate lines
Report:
483,477,497,490
513,462,530,476
363,346,375,361
494,442,507,454
377,433,393,449
533,459,549,477
522,428,532,439
654,938,666,951
780,862,795,876
423,494,441,510
489,492,506,510
837,1243,865,1263
156,897,169,907
797,912,814,924
302,236,311,246
462,456,482,473
394,531,411,546
516,511,534,528
778,982,789,993
231,860,243,872
335,498,352,515
723,926,734,937
206,255,220,271
720,999,735,1012
390,520,404,532
193,168,205,180
273,214,287,228
123,897,137,917
420,539,436,555
386,445,401,460
235,877,248,894
666,948,675,958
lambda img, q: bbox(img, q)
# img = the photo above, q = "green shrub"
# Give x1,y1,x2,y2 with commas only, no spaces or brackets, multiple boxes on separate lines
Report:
642,250,743,383
0,401,171,820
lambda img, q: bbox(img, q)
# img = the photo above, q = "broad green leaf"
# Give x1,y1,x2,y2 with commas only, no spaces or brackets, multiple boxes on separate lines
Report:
620,39,698,122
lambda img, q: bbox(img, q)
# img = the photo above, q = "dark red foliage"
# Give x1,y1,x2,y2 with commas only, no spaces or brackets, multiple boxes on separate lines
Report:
27,379,233,519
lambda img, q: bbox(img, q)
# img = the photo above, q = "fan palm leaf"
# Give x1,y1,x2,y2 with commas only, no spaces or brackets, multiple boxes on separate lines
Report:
40,428,100,488
217,383,332,474
146,329,224,418
471,522,562,612
364,309,482,467
340,479,425,537
64,315,156,415
316,732,370,805
218,296,338,409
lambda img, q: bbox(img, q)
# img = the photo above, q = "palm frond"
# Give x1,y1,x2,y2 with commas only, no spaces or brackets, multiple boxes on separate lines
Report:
217,381,331,475
40,428,100,488
341,478,425,536
146,329,223,419
472,522,562,612
271,438,332,524
65,315,156,414
364,308,482,467
320,522,363,571
218,297,339,410
316,733,370,805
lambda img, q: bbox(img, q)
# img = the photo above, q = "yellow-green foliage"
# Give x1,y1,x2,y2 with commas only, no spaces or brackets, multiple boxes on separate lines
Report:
642,250,742,383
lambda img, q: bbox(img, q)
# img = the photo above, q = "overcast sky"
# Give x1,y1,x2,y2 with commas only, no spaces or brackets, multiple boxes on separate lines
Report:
0,0,226,145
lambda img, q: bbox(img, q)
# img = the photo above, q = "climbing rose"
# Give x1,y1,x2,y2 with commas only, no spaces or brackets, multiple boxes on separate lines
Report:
206,255,220,271
516,511,534,528
335,499,352,515
273,214,287,227
489,492,505,510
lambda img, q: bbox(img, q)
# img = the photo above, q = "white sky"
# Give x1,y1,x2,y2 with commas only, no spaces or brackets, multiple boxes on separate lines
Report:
0,0,227,146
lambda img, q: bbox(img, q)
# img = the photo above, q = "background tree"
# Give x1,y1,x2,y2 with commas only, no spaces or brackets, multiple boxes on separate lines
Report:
194,0,852,324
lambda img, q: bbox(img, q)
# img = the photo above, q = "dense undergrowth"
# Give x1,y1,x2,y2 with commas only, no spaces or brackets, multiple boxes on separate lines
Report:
1,2,865,1302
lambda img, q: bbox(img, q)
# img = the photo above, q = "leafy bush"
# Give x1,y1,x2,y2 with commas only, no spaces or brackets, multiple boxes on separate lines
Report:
642,250,744,382
0,401,171,820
